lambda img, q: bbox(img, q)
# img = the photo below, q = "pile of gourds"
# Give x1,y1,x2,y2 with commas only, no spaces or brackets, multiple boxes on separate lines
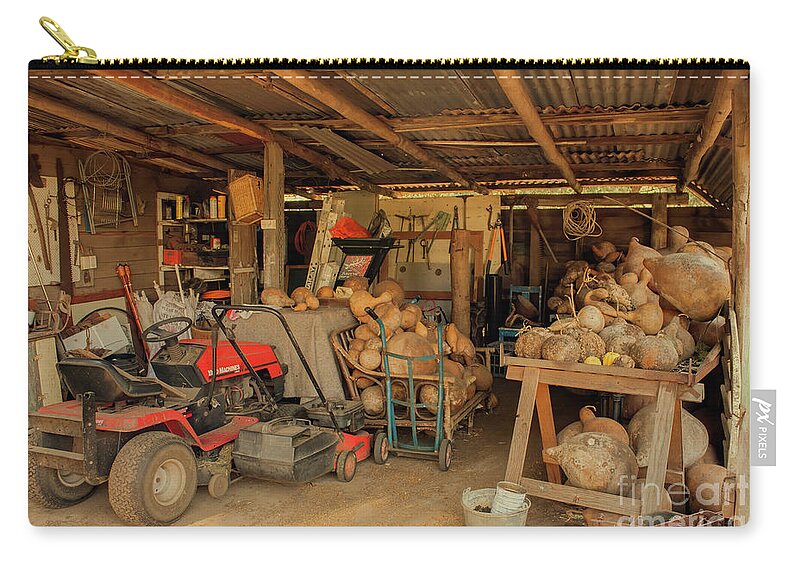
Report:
342,278,495,417
523,229,731,372
547,403,726,519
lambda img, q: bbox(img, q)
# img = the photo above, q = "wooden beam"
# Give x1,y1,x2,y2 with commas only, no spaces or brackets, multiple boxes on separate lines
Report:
680,78,735,190
335,71,399,116
89,71,396,198
450,229,471,337
494,72,580,192
263,142,285,289
270,70,487,194
29,91,233,173
524,198,543,286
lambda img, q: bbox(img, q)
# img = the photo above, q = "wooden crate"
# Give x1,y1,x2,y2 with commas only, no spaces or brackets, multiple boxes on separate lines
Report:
228,174,264,224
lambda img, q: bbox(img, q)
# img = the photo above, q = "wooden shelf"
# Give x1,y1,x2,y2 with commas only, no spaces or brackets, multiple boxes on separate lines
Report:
163,218,227,224
159,265,229,271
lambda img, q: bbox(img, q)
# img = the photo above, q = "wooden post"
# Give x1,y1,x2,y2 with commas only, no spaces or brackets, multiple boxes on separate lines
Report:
732,79,750,524
450,229,471,336
263,142,286,289
524,199,542,287
650,193,669,250
228,169,258,304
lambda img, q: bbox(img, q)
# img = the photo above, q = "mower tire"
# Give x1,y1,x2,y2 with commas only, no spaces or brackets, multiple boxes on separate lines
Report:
373,432,389,464
108,432,198,526
336,450,357,482
28,457,95,509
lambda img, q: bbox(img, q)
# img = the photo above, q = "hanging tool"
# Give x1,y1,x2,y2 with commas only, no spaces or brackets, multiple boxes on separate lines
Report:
394,212,410,263
486,205,493,230
485,215,510,276
408,211,450,270
28,184,51,271
116,264,149,358
448,205,460,254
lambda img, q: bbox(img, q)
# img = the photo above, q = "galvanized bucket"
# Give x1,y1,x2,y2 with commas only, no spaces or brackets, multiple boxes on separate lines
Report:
462,488,530,526
491,480,528,514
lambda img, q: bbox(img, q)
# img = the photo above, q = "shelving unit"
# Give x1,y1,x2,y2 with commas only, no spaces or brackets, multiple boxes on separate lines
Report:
156,192,231,288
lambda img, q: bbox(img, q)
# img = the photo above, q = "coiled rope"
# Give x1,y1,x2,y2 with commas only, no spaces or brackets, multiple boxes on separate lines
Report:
563,200,603,240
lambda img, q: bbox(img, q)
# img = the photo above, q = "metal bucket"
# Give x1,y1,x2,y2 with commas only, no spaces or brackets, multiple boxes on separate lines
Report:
462,488,530,527
491,480,528,514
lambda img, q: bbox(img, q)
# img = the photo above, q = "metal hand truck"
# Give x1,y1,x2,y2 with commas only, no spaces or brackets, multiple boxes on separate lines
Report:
365,307,452,471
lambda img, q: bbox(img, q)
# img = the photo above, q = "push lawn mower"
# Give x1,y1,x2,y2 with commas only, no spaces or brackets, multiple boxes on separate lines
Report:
29,305,373,525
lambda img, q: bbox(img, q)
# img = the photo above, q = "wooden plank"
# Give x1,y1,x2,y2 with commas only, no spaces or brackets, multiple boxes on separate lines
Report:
262,142,285,289
666,398,686,507
641,382,678,514
504,367,540,483
505,355,691,384
228,170,258,304
650,193,668,250
521,478,641,517
33,337,62,408
494,72,580,193
535,383,562,484
449,229,471,336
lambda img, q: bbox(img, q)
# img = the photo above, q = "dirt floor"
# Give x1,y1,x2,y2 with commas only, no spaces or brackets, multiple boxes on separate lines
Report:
29,377,592,527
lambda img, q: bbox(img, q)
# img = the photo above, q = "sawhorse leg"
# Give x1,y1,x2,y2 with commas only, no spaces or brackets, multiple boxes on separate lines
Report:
536,383,562,484
504,368,539,483
641,382,679,514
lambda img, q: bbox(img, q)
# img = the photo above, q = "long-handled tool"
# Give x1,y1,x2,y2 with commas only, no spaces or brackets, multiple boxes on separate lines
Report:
485,215,510,276
116,263,149,358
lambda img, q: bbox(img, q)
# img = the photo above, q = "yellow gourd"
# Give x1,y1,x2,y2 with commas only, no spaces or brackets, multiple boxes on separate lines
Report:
584,356,602,365
602,352,621,366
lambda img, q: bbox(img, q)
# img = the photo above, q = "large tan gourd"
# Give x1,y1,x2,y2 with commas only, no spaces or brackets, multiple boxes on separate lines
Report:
686,463,729,512
556,420,583,445
399,304,423,330
464,363,493,391
620,302,663,335
360,384,385,416
514,328,552,359
577,306,605,333
579,406,629,445
566,329,606,361
541,334,581,362
544,432,638,494
373,278,405,306
628,405,709,468
366,302,403,335
642,253,731,322
260,288,294,307
383,332,437,376
629,334,679,370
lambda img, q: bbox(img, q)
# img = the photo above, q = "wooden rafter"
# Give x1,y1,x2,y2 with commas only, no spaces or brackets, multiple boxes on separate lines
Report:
679,78,735,190
89,71,396,197
335,71,399,116
270,70,487,194
494,72,581,193
29,91,233,173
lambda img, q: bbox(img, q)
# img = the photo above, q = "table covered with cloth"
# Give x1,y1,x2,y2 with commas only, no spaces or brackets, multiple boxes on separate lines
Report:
225,305,357,400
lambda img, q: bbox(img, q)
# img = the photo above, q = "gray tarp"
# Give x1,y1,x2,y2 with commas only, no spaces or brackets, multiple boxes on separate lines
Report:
226,305,356,400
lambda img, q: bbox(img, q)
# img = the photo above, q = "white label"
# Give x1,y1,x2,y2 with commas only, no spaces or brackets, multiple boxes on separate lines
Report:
261,219,277,230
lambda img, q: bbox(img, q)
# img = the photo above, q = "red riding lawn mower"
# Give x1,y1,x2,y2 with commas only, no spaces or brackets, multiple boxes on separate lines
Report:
29,305,380,526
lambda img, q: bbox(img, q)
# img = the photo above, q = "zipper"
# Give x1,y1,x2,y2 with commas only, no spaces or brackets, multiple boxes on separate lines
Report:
33,17,748,71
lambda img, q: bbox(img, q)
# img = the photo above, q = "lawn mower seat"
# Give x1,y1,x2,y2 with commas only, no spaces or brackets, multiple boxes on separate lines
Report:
57,358,163,402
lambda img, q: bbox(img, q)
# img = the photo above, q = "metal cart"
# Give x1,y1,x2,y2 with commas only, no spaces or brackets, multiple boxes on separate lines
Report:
365,307,451,470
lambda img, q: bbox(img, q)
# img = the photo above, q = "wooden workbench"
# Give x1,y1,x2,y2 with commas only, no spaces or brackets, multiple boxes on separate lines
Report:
502,345,720,516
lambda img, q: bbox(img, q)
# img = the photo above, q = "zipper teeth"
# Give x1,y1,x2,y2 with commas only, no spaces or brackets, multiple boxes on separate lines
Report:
29,57,750,69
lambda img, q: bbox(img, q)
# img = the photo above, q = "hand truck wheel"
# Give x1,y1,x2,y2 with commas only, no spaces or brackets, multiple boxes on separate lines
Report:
438,438,452,471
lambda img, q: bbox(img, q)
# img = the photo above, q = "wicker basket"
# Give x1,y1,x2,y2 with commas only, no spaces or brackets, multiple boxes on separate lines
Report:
228,174,264,224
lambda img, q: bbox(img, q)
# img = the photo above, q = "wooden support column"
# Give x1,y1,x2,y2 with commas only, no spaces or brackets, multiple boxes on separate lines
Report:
263,142,285,289
524,198,542,287
228,170,258,304
732,80,749,381
450,229,471,336
650,193,669,250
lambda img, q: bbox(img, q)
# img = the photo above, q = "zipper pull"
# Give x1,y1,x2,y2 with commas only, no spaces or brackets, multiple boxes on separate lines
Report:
39,16,98,64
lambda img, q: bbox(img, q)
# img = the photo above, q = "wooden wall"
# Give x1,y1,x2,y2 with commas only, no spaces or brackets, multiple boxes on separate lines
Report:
28,143,211,303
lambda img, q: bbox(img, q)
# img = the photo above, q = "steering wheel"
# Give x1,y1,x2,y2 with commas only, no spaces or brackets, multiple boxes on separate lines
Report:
143,317,193,344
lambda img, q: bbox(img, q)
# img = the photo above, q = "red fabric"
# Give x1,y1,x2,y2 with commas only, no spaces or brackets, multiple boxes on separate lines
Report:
329,216,371,238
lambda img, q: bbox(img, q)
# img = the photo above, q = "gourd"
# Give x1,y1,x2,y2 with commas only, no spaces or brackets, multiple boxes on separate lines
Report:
290,287,313,305
643,253,731,322
628,479,672,512
360,384,385,416
566,328,606,361
577,306,605,333
686,464,729,512
383,332,437,376
349,339,366,353
445,323,476,363
442,358,464,379
540,334,581,362
620,268,659,308
260,287,294,307
290,287,320,311
316,286,335,299
629,334,679,371
584,356,602,365
464,363,493,391
591,240,618,261
514,328,551,359
373,278,405,306
598,318,645,346
348,290,394,320
413,321,429,338
619,302,663,335
364,337,383,352
354,324,378,342
366,302,403,335
399,304,423,330
418,383,441,413
689,316,726,346
342,276,369,292
611,354,635,368
353,371,377,390
544,432,638,494
628,405,709,468
556,420,583,445
606,334,638,356
661,315,695,361
579,406,628,445
620,237,661,277
358,349,382,370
